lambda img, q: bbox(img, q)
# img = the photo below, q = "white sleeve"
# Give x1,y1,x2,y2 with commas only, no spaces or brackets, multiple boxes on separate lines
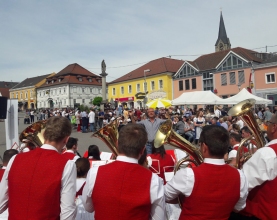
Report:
60,160,77,220
234,169,248,211
164,167,194,201
0,155,16,213
81,167,99,213
149,174,166,220
242,147,277,191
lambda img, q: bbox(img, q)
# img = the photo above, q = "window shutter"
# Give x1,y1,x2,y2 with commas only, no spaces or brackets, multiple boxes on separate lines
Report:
221,73,227,85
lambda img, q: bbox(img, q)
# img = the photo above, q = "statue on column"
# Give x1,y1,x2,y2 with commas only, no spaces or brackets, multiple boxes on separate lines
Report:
101,60,106,74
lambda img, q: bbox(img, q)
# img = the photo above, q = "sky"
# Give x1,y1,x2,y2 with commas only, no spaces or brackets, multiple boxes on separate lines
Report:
0,0,277,83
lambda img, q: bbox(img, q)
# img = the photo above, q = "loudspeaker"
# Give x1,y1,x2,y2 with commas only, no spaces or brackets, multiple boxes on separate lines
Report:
0,97,8,119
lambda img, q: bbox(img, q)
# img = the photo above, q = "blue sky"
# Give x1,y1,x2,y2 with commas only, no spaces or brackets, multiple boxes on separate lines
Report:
1,0,276,83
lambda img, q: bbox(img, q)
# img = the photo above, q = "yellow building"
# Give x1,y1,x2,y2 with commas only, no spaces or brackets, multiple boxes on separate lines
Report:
9,73,55,110
108,57,184,109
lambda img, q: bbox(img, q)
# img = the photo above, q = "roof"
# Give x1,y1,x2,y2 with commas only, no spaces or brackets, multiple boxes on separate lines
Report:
11,74,52,90
110,57,184,84
0,81,19,89
0,88,10,98
215,12,230,46
191,47,263,71
54,63,100,78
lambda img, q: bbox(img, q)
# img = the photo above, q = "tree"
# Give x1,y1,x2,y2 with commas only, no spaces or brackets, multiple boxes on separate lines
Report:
93,97,103,106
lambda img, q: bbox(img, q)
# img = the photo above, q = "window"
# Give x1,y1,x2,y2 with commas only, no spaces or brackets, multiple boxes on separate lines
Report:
229,72,236,84
121,86,124,94
222,95,228,99
185,79,190,90
82,88,85,93
20,93,22,99
112,88,115,95
88,78,92,82
128,85,132,93
52,80,54,83
219,55,247,71
25,92,28,98
221,73,227,86
266,73,276,83
137,84,140,92
64,88,66,93
78,78,83,82
192,78,196,89
151,81,155,90
238,71,245,84
90,88,93,93
179,80,183,91
46,81,49,84
82,99,85,104
159,80,163,89
177,65,197,78
30,91,33,98
59,89,61,94
59,79,61,82
73,99,76,104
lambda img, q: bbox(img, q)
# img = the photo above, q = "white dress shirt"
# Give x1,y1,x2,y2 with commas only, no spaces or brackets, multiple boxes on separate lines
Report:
0,144,77,220
82,155,166,220
242,139,277,191
165,158,248,211
88,111,95,123
64,149,80,162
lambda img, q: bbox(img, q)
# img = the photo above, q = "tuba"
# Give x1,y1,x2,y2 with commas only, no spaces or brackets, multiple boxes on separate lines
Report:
92,118,120,158
154,119,203,207
18,120,47,152
228,99,267,168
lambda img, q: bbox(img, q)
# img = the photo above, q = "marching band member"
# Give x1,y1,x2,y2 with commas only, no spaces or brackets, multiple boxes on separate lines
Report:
0,150,18,182
82,123,166,220
240,114,277,219
229,133,248,153
241,126,257,153
0,116,77,220
164,125,248,220
62,137,80,161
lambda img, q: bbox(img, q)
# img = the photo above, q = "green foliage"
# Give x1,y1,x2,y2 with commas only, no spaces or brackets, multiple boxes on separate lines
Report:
79,105,90,112
93,97,103,106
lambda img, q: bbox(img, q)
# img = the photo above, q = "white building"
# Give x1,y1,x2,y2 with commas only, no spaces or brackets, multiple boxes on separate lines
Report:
37,63,103,109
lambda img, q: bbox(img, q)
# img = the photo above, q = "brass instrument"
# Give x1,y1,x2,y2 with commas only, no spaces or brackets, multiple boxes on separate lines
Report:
228,99,267,168
18,120,47,152
92,118,120,158
154,119,203,207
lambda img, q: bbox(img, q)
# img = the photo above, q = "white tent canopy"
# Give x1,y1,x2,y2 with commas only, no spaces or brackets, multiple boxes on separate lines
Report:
219,88,272,105
172,91,225,105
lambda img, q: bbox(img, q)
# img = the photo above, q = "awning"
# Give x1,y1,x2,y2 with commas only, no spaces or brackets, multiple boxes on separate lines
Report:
115,97,134,102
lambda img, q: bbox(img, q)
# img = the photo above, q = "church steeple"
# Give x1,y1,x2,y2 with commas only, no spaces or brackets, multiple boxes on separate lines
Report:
215,11,231,52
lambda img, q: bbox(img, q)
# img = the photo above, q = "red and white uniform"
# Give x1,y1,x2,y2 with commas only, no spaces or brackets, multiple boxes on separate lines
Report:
82,155,165,220
0,168,5,182
242,139,277,219
165,158,248,220
0,145,77,219
62,149,80,161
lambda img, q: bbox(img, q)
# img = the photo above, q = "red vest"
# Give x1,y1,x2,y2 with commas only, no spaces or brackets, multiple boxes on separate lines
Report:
62,151,75,160
8,148,68,220
242,144,277,219
0,169,5,182
180,163,240,220
92,161,152,220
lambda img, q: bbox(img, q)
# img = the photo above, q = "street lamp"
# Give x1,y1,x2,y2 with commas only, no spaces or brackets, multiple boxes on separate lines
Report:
237,83,241,91
143,69,151,107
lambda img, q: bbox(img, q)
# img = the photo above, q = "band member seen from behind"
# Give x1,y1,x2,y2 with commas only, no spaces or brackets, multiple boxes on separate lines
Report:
0,149,18,182
130,108,169,154
240,114,277,219
87,145,101,161
164,125,248,220
0,116,77,219
62,137,80,161
82,123,166,220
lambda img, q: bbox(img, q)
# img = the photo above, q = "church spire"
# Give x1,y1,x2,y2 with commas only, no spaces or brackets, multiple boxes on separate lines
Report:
215,11,231,52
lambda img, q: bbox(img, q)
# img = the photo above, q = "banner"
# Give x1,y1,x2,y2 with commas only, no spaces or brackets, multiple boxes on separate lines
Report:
5,99,19,150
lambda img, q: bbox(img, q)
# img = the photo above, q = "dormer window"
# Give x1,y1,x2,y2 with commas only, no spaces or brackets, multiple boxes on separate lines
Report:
52,80,54,83
59,79,61,82
79,78,83,82
88,78,92,82
46,81,49,84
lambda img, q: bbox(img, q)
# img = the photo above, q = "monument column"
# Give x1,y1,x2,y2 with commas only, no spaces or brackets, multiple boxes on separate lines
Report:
100,60,108,105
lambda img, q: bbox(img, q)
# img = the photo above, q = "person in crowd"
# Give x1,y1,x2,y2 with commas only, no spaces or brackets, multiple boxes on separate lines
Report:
257,107,263,120
82,123,165,219
174,116,185,136
220,116,228,130
148,144,175,184
98,109,104,128
130,108,169,154
241,126,257,153
263,107,272,122
236,117,244,129
164,125,248,219
62,137,80,161
193,109,205,145
81,110,88,133
0,116,77,219
88,109,95,132
183,117,194,143
87,145,101,161
76,110,81,132
0,149,18,182
214,105,222,118
229,123,240,134
235,114,277,219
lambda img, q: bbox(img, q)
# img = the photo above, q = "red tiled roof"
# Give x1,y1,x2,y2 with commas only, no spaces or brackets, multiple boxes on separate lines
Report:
54,63,99,77
110,57,184,84
0,88,10,98
191,47,263,71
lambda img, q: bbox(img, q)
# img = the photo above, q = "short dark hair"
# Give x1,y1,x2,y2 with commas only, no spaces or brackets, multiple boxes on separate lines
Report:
199,125,229,157
75,158,90,178
66,137,78,149
229,132,241,142
241,126,252,135
3,149,18,164
43,116,72,142
88,145,101,160
118,124,147,158
152,144,166,159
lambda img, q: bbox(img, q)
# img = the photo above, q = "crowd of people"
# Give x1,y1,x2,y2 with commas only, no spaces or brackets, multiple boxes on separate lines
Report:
1,103,277,219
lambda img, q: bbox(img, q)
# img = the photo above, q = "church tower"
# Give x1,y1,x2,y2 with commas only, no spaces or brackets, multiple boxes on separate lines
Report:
215,11,231,52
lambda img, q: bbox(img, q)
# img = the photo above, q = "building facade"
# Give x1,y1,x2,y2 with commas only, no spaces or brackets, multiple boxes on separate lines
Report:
0,81,19,98
108,57,184,109
36,63,103,109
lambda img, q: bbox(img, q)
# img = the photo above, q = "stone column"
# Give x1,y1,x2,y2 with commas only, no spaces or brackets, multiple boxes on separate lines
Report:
100,60,108,109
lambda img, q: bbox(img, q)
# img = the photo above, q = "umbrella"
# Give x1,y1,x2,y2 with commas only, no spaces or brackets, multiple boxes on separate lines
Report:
146,98,172,108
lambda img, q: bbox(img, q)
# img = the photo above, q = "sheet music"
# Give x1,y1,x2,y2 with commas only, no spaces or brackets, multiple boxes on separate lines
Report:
90,161,107,167
174,149,187,161
165,203,181,220
100,152,113,160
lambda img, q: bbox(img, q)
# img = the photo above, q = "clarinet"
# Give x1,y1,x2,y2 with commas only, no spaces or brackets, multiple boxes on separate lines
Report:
76,151,82,158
